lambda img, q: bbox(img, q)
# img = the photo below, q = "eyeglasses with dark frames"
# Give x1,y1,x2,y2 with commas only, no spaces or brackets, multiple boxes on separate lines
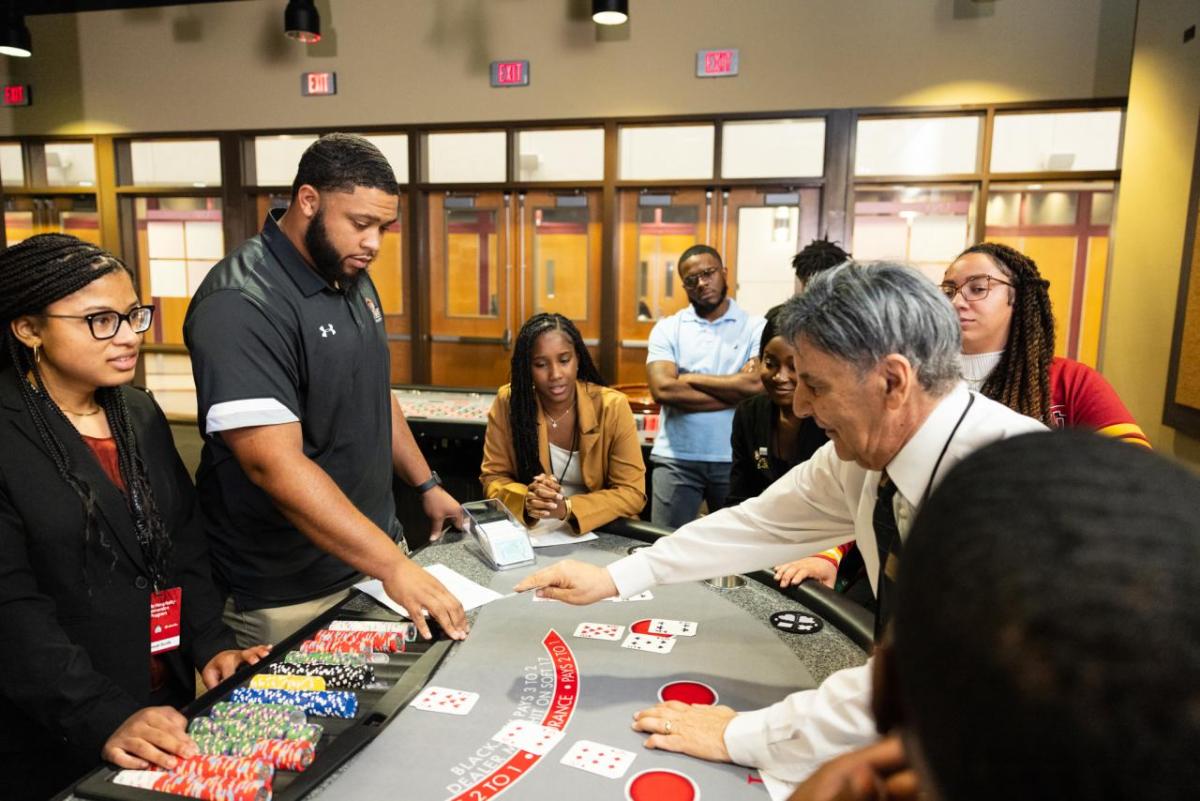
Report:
939,275,1013,303
681,265,723,290
42,305,156,340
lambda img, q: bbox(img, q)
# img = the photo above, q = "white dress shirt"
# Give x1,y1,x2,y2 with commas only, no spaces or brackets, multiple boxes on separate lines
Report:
606,383,1046,785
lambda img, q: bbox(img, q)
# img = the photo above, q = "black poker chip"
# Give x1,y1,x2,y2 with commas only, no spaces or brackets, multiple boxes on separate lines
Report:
770,610,824,634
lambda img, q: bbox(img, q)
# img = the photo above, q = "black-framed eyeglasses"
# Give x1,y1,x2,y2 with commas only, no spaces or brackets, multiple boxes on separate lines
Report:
42,305,155,340
681,265,723,290
939,275,1013,303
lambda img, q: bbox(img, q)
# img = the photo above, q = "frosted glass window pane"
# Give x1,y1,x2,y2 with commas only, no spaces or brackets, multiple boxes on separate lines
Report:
253,135,318,186
187,261,215,295
518,128,604,181
148,259,189,298
735,206,802,315
1,143,23,186
45,142,96,187
619,125,714,180
855,116,980,176
722,119,825,179
130,139,222,186
184,221,225,260
427,131,506,183
147,221,186,259
362,134,409,183
990,110,1122,172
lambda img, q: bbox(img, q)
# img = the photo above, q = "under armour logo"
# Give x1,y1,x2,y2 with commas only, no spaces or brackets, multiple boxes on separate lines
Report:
319,324,336,338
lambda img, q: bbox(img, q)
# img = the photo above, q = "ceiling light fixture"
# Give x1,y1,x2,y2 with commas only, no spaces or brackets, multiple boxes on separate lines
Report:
284,0,321,44
0,5,32,58
592,0,628,26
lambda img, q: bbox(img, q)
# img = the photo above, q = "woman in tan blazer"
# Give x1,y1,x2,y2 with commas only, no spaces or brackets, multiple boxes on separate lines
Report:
481,313,646,535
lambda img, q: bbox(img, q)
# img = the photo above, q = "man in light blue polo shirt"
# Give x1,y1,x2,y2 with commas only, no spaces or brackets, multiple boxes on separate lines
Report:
646,245,766,528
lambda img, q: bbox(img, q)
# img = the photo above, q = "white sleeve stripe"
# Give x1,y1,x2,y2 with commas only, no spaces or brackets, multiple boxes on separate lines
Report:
205,398,299,434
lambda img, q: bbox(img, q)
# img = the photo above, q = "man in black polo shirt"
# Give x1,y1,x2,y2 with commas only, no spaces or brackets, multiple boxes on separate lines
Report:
185,133,467,646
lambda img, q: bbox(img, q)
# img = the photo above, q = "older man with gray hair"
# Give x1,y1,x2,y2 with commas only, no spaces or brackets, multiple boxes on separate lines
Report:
517,262,1046,790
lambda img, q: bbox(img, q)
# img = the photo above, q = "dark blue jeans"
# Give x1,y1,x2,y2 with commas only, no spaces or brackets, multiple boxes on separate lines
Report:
650,456,732,530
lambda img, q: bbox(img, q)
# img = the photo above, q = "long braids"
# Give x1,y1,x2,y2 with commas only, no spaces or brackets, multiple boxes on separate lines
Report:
958,242,1056,424
0,234,173,589
509,313,605,484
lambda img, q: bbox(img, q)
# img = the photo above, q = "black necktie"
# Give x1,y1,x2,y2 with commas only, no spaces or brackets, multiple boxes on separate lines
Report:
873,472,902,642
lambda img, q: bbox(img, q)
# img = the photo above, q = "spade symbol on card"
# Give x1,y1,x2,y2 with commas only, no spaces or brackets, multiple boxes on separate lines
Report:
648,618,697,637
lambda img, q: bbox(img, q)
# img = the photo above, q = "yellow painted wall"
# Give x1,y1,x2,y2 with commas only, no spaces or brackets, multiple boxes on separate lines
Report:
0,0,1134,136
1103,0,1200,466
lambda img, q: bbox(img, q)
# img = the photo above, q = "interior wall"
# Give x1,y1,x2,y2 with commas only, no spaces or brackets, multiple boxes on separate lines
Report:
0,0,1135,136
1103,0,1200,465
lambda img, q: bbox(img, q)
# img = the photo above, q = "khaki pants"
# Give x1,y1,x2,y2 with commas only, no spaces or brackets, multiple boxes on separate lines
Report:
223,589,351,649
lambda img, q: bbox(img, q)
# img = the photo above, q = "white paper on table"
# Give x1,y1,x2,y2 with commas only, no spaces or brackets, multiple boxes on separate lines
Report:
354,563,503,618
759,770,798,801
528,528,598,548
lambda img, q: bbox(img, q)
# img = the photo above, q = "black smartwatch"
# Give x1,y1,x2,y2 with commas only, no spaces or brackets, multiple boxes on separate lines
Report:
415,471,442,494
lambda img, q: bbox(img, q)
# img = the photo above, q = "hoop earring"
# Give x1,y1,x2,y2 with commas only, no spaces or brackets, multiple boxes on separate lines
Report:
33,344,40,365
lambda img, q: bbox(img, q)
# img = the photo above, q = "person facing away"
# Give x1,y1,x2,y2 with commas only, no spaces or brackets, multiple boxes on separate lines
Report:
480,313,646,538
0,235,267,801
645,244,766,529
184,133,467,646
516,261,1045,791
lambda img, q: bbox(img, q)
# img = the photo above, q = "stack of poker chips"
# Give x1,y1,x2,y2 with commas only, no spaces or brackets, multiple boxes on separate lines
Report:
113,769,270,801
303,627,407,654
328,619,418,639
264,660,374,690
249,673,328,692
283,650,368,667
228,687,359,719
190,735,315,771
211,702,307,726
170,755,275,783
189,715,324,744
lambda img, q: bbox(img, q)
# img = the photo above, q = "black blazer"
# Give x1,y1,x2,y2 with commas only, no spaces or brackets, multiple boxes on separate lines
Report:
0,368,235,767
728,393,829,505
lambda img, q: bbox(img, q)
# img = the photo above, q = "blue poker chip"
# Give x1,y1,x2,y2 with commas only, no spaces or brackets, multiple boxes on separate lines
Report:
770,610,824,634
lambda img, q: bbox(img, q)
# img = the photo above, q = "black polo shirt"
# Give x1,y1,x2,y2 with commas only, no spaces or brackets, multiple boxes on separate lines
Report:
184,210,400,610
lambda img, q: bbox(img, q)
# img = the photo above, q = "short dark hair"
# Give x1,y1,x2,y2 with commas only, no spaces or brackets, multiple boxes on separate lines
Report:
677,244,723,273
759,304,783,357
792,238,850,284
895,430,1200,801
290,132,400,199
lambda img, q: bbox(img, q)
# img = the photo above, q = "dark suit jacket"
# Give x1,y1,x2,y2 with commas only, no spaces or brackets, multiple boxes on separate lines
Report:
728,393,828,505
0,368,235,767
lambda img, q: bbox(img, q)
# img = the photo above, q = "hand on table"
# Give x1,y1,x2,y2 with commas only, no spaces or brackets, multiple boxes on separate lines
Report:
102,706,197,771
786,735,919,801
384,558,469,640
201,644,272,689
774,556,838,589
422,485,465,542
525,474,566,522
631,700,736,762
514,558,618,604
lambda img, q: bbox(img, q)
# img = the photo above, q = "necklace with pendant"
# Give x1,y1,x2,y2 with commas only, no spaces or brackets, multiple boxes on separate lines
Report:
547,405,574,429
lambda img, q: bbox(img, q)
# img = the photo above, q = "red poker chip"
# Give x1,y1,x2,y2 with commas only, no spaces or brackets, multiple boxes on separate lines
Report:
626,769,700,801
657,680,719,706
629,619,672,638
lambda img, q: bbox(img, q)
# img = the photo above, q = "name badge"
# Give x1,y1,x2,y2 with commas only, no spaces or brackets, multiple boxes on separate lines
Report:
149,587,182,654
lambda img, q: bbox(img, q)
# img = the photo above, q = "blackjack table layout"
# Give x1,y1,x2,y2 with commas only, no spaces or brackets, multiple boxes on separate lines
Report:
68,528,867,801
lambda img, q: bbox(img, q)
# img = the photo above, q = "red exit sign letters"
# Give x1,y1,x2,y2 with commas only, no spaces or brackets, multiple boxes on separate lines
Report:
490,60,530,88
301,72,337,96
1,84,31,106
696,49,739,78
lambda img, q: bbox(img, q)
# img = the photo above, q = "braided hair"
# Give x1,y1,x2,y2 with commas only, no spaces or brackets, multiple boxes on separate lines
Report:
508,313,605,483
956,242,1055,423
0,233,173,590
791,238,850,285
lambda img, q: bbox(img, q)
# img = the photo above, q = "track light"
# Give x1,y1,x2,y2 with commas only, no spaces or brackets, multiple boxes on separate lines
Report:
0,6,31,58
592,0,628,26
284,0,321,44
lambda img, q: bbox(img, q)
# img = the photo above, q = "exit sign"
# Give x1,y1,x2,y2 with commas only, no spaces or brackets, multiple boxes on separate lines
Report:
490,60,530,88
301,72,337,96
1,84,31,106
696,49,739,78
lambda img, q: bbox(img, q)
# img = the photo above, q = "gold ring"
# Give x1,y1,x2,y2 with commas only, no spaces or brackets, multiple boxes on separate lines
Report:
663,720,672,735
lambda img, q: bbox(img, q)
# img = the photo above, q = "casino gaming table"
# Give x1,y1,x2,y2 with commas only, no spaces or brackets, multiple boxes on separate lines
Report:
66,526,867,801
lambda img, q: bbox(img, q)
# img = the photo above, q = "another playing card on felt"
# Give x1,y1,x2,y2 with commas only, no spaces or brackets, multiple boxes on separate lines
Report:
605,590,654,602
491,719,565,755
411,686,479,715
560,739,637,779
621,632,676,653
649,618,698,636
573,622,624,641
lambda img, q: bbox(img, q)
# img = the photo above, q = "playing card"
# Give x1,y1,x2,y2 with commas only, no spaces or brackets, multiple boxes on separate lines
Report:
573,622,625,641
621,632,676,654
411,686,480,716
560,739,637,779
648,618,698,636
531,593,560,603
604,590,654,602
491,719,566,755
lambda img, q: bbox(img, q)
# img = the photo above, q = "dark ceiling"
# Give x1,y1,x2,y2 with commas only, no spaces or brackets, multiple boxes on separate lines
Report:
18,0,249,15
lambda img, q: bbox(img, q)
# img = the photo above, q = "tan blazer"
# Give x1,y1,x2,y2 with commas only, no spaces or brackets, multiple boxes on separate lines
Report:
480,380,647,533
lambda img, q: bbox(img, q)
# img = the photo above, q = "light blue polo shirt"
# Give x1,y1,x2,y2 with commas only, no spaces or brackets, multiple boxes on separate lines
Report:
647,298,766,463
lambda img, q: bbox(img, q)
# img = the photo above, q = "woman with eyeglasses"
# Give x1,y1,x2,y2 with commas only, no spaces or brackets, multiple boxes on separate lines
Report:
941,242,1148,445
0,234,269,800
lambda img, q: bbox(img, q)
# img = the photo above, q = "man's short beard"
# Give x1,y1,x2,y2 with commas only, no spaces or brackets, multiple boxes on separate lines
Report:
690,283,728,316
304,207,360,292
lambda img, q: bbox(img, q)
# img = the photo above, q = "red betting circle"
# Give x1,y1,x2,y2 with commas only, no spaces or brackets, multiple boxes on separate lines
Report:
625,769,700,801
657,680,718,706
630,619,672,638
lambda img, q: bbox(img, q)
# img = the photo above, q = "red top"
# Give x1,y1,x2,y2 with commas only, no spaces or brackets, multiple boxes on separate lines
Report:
81,434,126,493
1049,357,1150,447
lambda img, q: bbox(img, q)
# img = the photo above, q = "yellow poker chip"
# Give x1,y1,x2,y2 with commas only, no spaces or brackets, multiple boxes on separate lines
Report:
250,673,328,692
